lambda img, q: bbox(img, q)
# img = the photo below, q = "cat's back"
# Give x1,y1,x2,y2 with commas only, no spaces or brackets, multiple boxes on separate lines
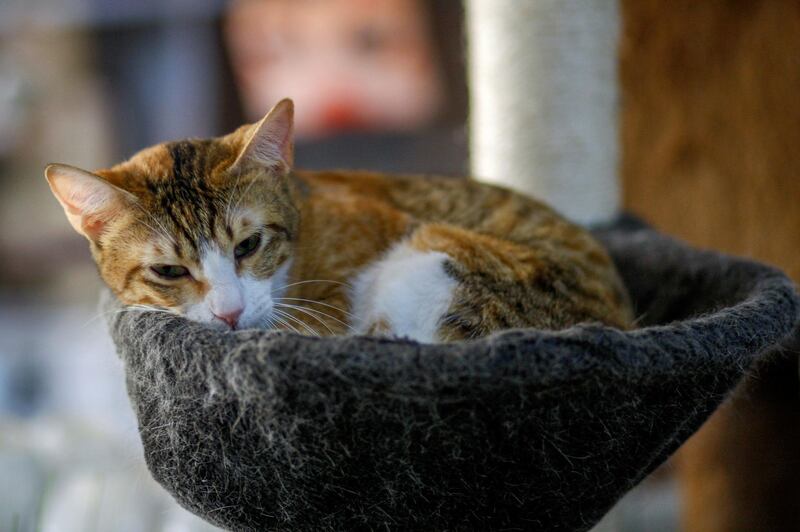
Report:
296,169,559,231
296,169,632,330
297,169,603,255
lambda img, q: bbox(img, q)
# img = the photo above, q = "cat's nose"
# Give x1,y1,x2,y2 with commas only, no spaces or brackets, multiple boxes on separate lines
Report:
213,307,243,330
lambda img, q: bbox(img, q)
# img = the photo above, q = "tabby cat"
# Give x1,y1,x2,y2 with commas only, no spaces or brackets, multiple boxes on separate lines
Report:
45,99,632,342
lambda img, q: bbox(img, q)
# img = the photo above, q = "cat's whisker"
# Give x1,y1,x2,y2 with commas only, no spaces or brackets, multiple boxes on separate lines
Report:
274,302,355,334
277,304,336,335
126,306,180,320
263,310,287,330
270,313,299,334
135,217,173,245
82,308,133,328
223,173,243,224
276,318,299,335
223,180,243,227
274,303,339,335
268,317,285,332
273,307,319,337
131,203,178,246
631,312,648,326
259,313,279,331
126,303,176,314
271,279,351,293
284,310,321,337
273,297,356,320
272,309,309,336
227,176,260,225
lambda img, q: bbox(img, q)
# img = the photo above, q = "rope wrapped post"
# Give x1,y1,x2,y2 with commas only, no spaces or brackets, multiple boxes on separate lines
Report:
467,0,621,225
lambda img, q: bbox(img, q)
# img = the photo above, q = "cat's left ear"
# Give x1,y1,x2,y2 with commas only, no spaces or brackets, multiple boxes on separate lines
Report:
232,98,294,173
45,163,134,242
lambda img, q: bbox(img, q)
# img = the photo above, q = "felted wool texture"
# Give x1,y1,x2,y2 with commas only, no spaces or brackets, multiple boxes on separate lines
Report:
107,223,799,532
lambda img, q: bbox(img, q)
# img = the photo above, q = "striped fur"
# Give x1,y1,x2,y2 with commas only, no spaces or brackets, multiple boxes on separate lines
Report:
46,100,632,339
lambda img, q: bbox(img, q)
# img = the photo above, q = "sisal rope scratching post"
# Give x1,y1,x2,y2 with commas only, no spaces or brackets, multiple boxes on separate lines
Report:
467,0,621,226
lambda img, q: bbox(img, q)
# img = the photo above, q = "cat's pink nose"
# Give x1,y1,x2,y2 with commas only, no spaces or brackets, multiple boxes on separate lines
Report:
214,308,243,330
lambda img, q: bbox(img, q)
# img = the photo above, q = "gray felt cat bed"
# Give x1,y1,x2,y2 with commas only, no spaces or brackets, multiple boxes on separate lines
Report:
106,220,799,532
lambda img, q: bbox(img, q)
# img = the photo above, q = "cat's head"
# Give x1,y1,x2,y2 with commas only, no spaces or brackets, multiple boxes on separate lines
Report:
46,99,299,330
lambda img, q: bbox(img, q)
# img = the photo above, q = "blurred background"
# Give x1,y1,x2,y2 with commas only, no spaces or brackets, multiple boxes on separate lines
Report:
1,0,798,531
0,1,470,530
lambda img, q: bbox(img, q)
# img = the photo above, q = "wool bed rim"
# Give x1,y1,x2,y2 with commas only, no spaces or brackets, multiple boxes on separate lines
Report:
108,227,798,380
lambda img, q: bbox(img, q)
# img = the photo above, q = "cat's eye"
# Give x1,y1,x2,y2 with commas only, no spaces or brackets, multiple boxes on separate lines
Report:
234,233,262,259
151,264,190,279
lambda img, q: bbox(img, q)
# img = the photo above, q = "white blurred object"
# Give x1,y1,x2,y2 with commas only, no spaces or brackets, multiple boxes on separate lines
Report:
467,0,621,225
0,420,220,532
0,302,131,434
0,303,220,532
592,476,680,532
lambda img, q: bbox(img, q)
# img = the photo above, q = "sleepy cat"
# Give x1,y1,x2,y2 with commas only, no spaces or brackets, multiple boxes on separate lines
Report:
45,99,632,341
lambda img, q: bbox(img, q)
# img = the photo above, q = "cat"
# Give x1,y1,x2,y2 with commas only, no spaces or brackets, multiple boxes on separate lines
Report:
45,99,632,342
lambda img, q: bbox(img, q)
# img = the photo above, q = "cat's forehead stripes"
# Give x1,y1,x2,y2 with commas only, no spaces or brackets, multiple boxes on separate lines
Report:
141,139,233,252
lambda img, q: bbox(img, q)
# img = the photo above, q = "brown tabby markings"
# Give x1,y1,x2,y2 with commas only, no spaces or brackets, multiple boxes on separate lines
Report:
288,171,632,338
48,102,632,339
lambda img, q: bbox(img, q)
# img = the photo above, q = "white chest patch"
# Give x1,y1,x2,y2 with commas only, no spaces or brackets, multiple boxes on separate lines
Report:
349,243,457,343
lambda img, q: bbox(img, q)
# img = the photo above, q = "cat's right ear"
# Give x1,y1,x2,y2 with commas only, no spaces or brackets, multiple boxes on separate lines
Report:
231,98,295,173
45,164,133,241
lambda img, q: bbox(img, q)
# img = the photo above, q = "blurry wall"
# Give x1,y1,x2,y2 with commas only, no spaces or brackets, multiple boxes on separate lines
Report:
620,1,800,530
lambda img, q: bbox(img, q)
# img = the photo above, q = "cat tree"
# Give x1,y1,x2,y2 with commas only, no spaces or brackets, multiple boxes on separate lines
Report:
106,1,799,530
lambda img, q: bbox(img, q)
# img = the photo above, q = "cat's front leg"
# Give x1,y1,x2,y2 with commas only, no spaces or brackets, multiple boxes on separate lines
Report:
349,239,458,343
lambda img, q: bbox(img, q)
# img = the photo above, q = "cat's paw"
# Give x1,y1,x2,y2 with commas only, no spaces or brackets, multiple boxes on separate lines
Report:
350,243,457,343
